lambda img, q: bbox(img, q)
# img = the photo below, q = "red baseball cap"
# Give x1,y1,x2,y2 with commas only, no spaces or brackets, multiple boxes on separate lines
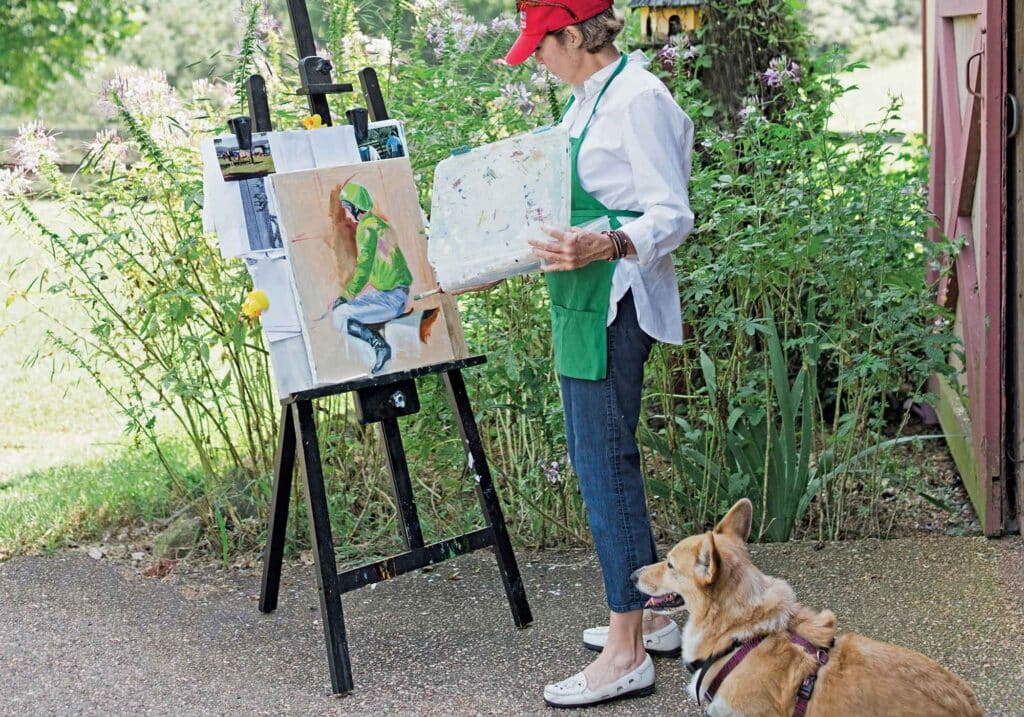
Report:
504,0,614,66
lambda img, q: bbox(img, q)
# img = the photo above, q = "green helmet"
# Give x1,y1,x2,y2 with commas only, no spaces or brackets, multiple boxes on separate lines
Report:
339,181,374,213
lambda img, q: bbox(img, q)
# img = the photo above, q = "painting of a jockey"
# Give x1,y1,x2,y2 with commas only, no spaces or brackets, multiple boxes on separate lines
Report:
327,181,414,374
270,159,464,386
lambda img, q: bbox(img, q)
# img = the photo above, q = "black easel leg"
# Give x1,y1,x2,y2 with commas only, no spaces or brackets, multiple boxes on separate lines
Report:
293,399,353,694
443,369,533,628
380,417,425,550
260,406,297,613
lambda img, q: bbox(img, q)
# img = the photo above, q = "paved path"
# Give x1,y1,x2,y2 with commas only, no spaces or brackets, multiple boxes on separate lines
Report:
2,536,1022,716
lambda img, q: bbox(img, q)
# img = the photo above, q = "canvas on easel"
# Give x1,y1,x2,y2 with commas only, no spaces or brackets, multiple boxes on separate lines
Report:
271,157,466,384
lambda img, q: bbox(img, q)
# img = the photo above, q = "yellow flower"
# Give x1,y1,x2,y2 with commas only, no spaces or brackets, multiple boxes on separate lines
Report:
913,242,925,254
242,289,270,318
906,252,916,261
302,114,323,130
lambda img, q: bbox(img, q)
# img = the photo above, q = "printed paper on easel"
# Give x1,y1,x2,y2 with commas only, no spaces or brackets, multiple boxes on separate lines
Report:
427,126,571,291
201,128,361,257
307,125,361,167
271,158,466,384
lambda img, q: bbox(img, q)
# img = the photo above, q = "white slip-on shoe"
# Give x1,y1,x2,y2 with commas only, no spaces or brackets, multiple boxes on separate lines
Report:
582,620,681,657
543,654,655,708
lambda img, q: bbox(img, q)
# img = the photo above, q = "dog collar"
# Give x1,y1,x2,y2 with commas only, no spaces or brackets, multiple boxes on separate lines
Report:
789,633,830,717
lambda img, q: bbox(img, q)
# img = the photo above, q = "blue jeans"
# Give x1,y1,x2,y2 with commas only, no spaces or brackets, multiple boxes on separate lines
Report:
559,291,658,612
331,286,409,329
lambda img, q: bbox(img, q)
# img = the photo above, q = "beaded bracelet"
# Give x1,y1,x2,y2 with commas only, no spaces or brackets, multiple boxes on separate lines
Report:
601,229,630,260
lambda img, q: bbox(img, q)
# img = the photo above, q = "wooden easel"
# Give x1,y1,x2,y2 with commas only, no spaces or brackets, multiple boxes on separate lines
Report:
249,1,533,695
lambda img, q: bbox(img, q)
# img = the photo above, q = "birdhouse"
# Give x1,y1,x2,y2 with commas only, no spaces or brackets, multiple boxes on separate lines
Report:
629,0,706,48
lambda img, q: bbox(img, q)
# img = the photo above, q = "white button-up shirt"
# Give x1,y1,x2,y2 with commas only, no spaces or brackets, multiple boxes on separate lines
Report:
560,50,694,345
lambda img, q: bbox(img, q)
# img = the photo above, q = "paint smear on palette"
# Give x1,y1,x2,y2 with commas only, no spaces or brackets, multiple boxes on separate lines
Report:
428,126,570,292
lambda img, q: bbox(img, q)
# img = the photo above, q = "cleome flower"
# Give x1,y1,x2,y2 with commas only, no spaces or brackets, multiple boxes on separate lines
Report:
540,459,563,484
761,56,801,88
12,121,60,174
85,129,129,172
190,78,238,110
501,81,537,115
489,15,519,33
530,66,554,89
422,1,489,59
0,167,31,199
100,66,182,122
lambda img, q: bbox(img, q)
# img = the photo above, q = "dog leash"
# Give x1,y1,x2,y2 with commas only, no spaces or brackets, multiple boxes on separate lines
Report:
698,633,830,716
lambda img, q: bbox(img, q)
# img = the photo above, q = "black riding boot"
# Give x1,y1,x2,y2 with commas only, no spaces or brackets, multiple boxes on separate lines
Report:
346,318,392,374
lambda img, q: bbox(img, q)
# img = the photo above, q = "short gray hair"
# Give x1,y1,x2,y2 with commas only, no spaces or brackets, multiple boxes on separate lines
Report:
567,7,624,54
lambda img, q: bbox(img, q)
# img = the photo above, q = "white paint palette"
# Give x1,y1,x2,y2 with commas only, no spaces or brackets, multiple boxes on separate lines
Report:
427,126,570,291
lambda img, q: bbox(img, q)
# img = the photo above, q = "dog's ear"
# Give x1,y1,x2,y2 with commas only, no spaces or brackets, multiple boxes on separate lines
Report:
715,498,752,542
694,532,719,586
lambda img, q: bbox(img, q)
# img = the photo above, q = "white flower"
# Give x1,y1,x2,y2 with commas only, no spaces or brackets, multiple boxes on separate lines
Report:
540,459,564,484
423,4,486,58
13,121,59,173
85,129,129,172
490,15,518,33
0,167,31,199
913,242,925,254
255,7,283,40
315,44,333,64
501,81,536,115
100,66,181,121
190,78,237,110
342,31,394,65
530,66,554,88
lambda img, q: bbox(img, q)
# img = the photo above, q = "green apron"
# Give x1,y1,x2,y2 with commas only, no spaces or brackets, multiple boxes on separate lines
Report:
546,53,641,380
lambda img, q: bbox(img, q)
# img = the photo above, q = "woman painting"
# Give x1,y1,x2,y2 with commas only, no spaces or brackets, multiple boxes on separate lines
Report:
505,0,694,706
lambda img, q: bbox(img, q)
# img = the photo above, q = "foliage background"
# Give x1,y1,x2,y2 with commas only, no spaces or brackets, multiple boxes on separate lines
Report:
1,0,960,559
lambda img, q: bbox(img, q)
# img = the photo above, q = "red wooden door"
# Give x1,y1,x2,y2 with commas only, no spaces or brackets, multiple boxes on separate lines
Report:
927,0,1008,535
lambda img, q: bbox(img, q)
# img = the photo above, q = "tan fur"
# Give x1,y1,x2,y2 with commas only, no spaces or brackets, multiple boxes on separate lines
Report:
635,499,984,717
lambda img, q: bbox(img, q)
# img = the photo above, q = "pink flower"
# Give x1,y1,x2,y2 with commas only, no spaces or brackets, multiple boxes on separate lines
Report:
0,167,31,199
423,5,486,58
761,56,800,88
501,81,536,115
655,43,679,72
530,66,554,88
540,459,563,484
85,129,129,171
490,15,518,33
255,2,283,40
100,67,180,121
12,121,59,174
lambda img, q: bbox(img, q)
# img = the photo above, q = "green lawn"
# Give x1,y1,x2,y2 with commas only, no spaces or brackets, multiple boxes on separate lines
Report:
0,201,125,478
0,201,186,555
830,52,924,136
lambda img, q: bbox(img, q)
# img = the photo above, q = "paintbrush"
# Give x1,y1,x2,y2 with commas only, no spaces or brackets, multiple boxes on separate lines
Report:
412,287,443,301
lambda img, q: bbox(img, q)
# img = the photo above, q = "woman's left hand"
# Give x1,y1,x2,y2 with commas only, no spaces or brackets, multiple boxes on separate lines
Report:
529,225,612,272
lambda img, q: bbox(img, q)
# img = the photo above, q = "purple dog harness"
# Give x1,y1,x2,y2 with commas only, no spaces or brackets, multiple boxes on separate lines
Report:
697,633,830,716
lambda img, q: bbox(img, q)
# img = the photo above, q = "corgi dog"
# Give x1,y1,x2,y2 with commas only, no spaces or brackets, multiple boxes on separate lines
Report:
632,499,984,716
